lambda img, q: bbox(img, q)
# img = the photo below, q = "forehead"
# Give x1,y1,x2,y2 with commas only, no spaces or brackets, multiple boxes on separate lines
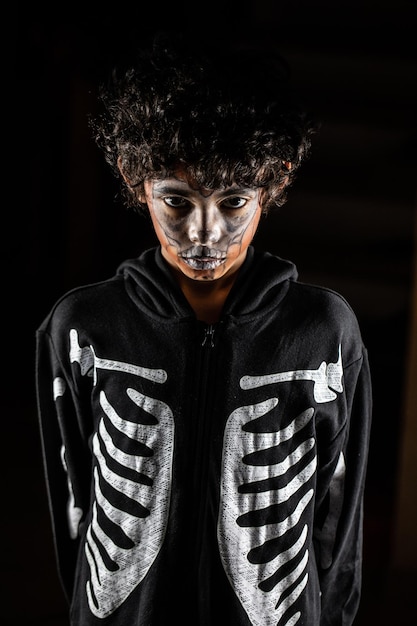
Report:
148,174,258,198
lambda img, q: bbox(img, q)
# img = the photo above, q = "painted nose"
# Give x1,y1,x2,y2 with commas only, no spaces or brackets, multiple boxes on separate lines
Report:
188,207,222,244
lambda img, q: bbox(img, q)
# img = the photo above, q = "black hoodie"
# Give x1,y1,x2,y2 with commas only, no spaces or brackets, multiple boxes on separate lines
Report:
36,246,372,626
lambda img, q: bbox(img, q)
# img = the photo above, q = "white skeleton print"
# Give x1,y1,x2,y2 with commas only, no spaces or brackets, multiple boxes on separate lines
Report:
55,329,344,623
218,401,315,626
68,329,173,618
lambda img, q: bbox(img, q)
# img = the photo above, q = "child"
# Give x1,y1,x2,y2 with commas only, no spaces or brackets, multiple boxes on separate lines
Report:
36,32,372,626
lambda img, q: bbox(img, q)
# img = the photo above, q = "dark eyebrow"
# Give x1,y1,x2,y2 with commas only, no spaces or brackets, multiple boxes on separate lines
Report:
153,185,255,197
220,187,255,197
153,185,193,195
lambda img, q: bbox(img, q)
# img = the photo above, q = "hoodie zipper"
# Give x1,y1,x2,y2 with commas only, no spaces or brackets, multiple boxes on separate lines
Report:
191,322,217,616
201,323,216,348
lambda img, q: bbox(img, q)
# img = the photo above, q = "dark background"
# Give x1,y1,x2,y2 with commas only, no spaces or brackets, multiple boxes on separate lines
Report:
7,1,416,624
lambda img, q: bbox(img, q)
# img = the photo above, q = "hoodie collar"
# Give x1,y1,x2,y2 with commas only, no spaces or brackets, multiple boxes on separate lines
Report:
117,246,297,322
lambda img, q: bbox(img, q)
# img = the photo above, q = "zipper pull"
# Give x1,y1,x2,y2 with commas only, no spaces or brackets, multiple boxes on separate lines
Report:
202,324,215,348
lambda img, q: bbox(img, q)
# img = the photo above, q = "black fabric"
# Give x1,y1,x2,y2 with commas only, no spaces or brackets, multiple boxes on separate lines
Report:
36,246,372,625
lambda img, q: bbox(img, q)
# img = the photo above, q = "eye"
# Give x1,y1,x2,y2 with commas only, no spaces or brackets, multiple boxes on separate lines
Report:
164,196,190,209
221,196,248,209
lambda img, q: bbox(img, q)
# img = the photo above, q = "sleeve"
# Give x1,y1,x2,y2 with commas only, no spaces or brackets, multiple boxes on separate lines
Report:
35,326,93,602
314,347,373,626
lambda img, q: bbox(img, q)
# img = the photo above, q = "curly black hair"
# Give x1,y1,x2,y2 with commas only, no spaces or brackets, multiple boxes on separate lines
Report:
91,32,318,215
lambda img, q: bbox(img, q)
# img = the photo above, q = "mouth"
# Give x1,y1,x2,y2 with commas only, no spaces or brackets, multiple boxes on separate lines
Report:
179,246,227,270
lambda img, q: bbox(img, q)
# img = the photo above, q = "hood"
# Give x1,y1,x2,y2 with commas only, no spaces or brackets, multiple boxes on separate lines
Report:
117,246,298,322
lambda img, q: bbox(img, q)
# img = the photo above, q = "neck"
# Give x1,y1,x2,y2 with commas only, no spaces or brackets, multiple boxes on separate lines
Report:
174,271,238,324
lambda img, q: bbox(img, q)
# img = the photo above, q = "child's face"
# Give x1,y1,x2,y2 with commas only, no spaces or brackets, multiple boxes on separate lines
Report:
141,171,263,282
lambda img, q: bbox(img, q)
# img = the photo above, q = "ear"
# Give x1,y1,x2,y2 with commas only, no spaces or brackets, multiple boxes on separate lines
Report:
117,156,132,185
117,157,147,204
279,161,293,190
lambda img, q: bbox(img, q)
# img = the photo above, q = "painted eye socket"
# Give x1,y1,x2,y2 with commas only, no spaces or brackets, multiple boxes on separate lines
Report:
163,195,249,210
164,196,190,209
221,197,248,209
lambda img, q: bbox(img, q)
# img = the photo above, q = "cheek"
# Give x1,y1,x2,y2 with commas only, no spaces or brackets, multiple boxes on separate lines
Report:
226,204,259,231
149,210,170,245
149,208,188,251
230,207,262,244
248,210,262,238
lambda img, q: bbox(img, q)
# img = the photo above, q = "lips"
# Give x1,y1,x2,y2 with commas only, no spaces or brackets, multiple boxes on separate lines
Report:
182,257,226,270
179,245,226,270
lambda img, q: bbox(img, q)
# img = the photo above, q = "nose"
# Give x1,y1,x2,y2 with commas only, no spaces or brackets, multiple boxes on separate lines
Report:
188,205,222,245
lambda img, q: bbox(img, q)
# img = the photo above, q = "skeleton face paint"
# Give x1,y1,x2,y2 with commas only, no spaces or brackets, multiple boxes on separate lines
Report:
142,172,263,282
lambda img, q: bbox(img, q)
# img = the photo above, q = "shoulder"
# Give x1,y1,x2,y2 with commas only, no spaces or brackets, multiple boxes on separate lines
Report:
286,279,366,365
289,279,358,317
291,280,353,304
37,275,127,335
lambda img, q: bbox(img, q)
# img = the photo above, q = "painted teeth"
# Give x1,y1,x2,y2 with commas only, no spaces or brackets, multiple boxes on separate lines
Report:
181,246,224,260
182,257,226,270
